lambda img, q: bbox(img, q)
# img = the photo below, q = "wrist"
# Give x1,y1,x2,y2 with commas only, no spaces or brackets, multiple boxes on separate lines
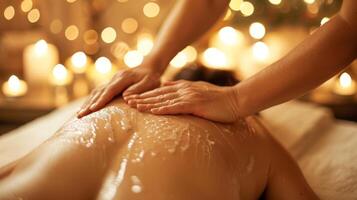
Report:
230,84,250,118
142,53,169,75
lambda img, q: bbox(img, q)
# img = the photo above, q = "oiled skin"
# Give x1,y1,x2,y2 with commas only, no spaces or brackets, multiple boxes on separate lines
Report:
0,99,317,200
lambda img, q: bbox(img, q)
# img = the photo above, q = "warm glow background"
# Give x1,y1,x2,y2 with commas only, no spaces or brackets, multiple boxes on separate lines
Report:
0,0,356,133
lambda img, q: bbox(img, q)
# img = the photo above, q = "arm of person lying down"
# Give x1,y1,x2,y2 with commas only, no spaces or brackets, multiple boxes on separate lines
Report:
125,0,357,122
77,0,229,118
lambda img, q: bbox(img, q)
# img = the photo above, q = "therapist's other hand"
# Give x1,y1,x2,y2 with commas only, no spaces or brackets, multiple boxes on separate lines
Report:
125,80,240,123
77,65,161,118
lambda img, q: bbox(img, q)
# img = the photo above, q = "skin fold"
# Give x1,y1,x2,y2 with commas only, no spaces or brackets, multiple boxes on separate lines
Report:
0,98,318,200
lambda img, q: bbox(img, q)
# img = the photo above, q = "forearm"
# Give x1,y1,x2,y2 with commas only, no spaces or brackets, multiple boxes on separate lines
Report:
145,0,229,74
234,15,357,117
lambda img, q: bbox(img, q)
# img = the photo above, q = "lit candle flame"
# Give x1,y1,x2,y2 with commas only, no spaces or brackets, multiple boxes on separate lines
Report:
333,72,356,96
34,40,48,56
51,64,72,86
2,75,28,97
339,72,352,88
8,75,21,91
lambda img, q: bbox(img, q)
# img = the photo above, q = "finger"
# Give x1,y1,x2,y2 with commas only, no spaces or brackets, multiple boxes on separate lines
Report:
123,79,152,102
77,95,93,114
150,102,191,115
135,85,178,99
78,86,104,111
162,81,179,86
163,79,188,86
77,90,104,117
123,76,159,97
136,98,181,112
130,92,178,106
89,77,133,111
77,90,102,115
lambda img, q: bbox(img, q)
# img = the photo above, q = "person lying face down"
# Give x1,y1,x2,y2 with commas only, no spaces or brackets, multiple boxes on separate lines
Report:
0,66,319,200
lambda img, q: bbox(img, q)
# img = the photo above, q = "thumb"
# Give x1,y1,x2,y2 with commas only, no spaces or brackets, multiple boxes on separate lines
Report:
123,77,159,97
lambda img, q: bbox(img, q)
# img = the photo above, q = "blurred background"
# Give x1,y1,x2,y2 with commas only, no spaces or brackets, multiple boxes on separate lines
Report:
0,0,356,134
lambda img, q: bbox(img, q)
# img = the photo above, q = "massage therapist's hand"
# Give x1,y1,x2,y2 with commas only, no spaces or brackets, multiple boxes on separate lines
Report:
125,80,240,123
77,63,161,118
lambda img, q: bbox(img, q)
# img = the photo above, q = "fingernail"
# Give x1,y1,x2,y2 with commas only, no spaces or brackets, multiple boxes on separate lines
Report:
128,100,135,105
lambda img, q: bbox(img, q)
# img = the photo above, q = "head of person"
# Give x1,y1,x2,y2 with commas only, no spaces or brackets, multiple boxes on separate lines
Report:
173,63,239,86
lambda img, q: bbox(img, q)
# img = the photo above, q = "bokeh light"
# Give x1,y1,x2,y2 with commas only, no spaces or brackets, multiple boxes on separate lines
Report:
268,0,282,5
137,34,154,56
202,48,228,68
4,6,15,20
65,25,79,41
304,0,315,4
249,22,266,39
95,57,112,74
50,19,63,34
218,26,243,46
101,27,117,44
121,18,138,34
143,2,160,18
27,9,40,23
170,52,187,68
21,0,33,12
240,1,254,17
182,46,197,63
252,41,269,61
111,42,130,59
124,50,144,68
229,0,243,11
84,30,98,45
71,51,87,73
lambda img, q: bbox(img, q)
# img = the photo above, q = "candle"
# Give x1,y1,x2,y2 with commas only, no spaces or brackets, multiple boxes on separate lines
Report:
67,51,91,74
2,75,28,97
50,64,73,86
23,40,59,84
333,72,356,96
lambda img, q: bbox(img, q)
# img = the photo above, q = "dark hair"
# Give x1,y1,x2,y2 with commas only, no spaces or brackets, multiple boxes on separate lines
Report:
173,63,239,86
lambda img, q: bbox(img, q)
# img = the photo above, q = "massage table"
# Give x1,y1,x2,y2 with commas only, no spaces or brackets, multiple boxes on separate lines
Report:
0,99,356,199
